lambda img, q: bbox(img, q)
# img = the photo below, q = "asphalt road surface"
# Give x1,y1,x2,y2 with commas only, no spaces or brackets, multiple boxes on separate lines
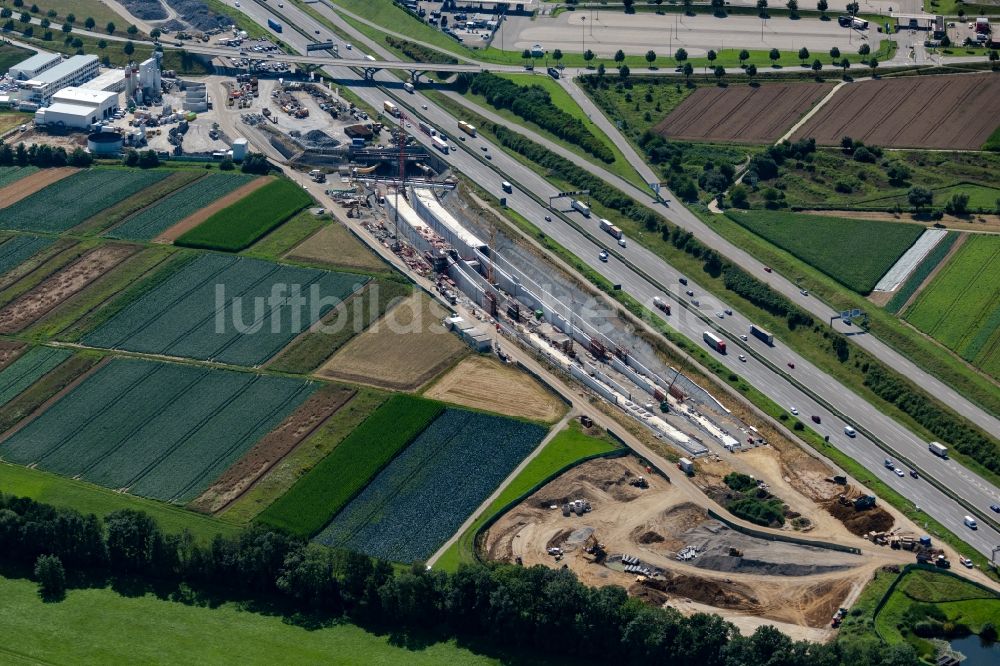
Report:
231,0,1000,557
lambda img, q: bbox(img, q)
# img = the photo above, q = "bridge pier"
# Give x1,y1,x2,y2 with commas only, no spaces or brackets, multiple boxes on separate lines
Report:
408,70,425,84
363,67,381,80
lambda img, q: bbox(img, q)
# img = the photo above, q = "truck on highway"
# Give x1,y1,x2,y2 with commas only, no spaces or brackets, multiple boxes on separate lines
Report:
383,100,399,117
599,218,623,239
501,181,512,193
432,135,449,154
458,120,477,137
418,121,435,136
403,82,415,93
267,18,283,33
703,331,726,354
653,296,671,315
852,17,869,29
750,324,774,346
929,441,949,458
572,199,591,218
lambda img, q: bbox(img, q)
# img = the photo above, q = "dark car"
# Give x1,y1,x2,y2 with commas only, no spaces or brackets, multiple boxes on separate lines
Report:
992,504,1000,513
811,415,821,424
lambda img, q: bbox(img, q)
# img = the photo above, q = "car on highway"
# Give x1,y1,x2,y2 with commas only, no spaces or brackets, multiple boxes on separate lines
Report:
894,468,905,477
544,215,551,222
685,289,694,297
844,425,856,437
800,289,809,296
485,153,492,160
811,415,821,424
991,503,1000,513
598,250,609,262
738,354,746,362
909,470,918,478
617,238,626,248
679,277,688,285
790,407,798,415
740,334,748,341
716,312,724,319
724,309,733,316
763,266,772,273
480,145,488,151
422,104,428,110
315,30,320,34
787,362,795,369
691,299,700,306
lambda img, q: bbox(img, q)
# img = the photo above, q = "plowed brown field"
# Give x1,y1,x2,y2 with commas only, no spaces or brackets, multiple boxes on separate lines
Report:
792,74,1000,148
654,82,833,143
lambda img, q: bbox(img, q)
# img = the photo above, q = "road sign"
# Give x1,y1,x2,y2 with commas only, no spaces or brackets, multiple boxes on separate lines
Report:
851,308,862,318
306,41,335,52
841,310,852,320
555,190,588,198
650,182,660,193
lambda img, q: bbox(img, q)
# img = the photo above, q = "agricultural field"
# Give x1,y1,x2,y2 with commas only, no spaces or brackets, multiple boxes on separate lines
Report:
791,74,1000,149
654,82,832,144
287,221,393,274
725,210,924,293
435,421,622,571
0,165,38,189
175,179,313,252
81,253,366,367
242,209,326,261
106,173,258,241
424,355,567,423
0,167,76,208
0,168,170,233
0,235,54,277
904,235,1000,379
315,408,548,562
0,357,316,503
0,352,100,435
318,292,467,390
0,346,71,407
885,232,958,314
0,43,33,73
258,395,444,537
73,170,204,235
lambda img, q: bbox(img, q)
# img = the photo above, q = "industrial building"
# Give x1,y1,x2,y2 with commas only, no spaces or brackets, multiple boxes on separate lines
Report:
81,69,128,94
20,55,100,104
34,87,120,129
8,51,62,81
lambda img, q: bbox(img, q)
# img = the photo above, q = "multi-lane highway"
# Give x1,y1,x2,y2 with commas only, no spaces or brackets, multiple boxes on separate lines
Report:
222,0,1000,557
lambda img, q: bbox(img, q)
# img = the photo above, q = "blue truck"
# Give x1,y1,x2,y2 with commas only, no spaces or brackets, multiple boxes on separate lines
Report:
268,18,283,33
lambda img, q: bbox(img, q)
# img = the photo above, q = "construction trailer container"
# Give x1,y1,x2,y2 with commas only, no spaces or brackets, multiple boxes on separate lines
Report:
678,458,694,475
928,441,948,458
599,218,623,239
572,199,591,218
458,120,477,137
750,324,774,346
383,100,399,116
432,135,449,153
703,331,726,354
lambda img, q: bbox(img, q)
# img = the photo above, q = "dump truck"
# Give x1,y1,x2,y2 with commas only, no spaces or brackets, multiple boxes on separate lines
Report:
929,441,948,458
703,331,726,354
458,120,477,137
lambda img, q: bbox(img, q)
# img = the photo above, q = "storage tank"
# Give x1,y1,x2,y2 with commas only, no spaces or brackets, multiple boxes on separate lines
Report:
231,137,248,161
87,131,123,155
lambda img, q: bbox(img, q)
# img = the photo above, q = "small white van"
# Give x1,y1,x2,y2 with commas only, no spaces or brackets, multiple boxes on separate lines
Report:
964,516,978,530
844,426,857,437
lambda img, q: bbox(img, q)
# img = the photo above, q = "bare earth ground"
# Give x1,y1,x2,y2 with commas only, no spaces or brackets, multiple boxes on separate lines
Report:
287,222,389,273
0,245,136,333
791,74,1000,149
423,355,567,423
484,456,901,635
0,167,77,208
317,291,468,391
0,341,25,370
654,82,832,144
802,209,1000,232
190,385,357,514
153,176,272,243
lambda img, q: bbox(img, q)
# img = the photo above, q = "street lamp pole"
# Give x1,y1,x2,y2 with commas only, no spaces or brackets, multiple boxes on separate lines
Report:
582,17,586,54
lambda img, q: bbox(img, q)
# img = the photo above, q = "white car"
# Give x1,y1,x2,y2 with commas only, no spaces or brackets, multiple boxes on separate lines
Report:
716,312,725,319
894,468,905,477
844,426,857,437
738,354,746,362
618,238,626,248
740,334,748,341
421,104,428,110
960,557,973,568
790,407,798,416
598,250,609,262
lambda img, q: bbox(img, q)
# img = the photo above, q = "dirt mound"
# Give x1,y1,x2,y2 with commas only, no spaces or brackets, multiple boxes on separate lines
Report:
121,0,167,20
635,574,763,613
693,555,850,577
801,578,853,627
166,0,234,31
637,530,665,544
546,528,574,551
824,500,894,537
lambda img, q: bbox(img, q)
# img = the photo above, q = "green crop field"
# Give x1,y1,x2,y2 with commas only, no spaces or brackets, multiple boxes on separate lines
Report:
0,168,170,233
176,179,313,252
0,165,38,189
0,575,495,665
905,235,1000,379
435,421,621,571
0,235,54,277
885,232,958,315
0,346,71,407
82,253,367,366
0,357,316,504
242,209,326,260
258,394,444,537
725,210,923,294
0,463,241,542
106,173,258,241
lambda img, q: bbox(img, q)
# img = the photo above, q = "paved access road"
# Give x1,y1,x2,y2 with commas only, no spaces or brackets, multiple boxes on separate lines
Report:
230,0,1000,557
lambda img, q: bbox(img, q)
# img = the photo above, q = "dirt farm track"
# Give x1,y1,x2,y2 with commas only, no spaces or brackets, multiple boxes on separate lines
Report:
655,82,833,144
792,74,1000,149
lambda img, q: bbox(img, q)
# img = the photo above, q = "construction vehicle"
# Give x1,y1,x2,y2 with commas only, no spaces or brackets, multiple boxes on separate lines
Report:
629,476,649,489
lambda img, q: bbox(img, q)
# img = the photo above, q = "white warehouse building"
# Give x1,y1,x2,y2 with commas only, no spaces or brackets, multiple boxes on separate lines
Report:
20,55,100,104
34,87,120,129
8,51,62,81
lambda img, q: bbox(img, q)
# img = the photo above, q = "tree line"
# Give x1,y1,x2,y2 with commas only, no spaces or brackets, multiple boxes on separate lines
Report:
465,73,615,163
0,494,918,665
0,142,93,168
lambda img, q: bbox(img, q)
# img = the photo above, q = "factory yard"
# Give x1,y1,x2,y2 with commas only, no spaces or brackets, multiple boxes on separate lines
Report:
318,292,468,390
484,456,902,634
506,13,863,57
654,82,833,144
424,355,567,423
791,74,1000,149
